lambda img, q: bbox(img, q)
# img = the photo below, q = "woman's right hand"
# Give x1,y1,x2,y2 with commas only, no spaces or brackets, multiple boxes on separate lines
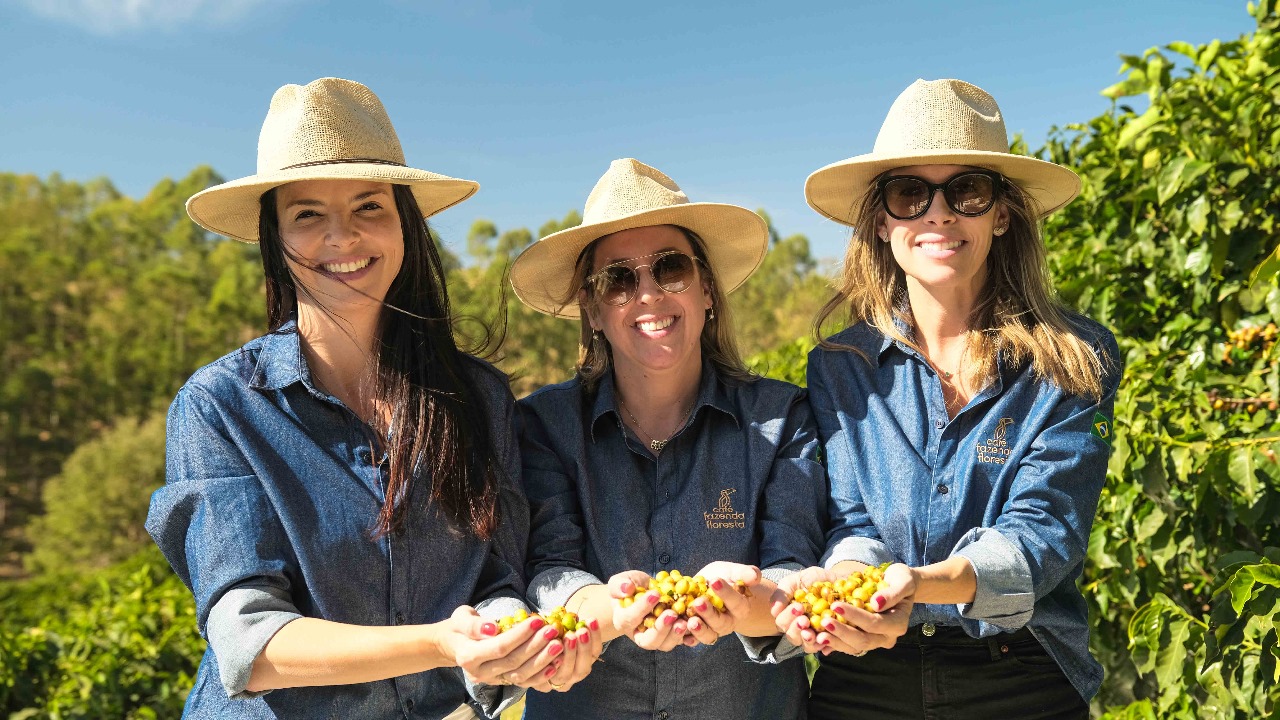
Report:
608,571,691,652
439,605,564,688
769,566,834,654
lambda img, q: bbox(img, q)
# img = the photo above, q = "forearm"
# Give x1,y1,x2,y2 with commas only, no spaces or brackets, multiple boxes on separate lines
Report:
734,577,784,637
247,617,453,692
565,584,624,642
830,559,871,578
911,556,977,605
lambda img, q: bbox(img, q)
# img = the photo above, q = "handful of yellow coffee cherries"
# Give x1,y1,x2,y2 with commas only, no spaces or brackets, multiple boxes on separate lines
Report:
789,564,890,629
619,570,751,629
495,606,581,637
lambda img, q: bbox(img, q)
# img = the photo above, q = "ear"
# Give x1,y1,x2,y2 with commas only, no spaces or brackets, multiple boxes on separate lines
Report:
701,275,714,310
993,204,1012,236
876,216,890,243
579,289,602,330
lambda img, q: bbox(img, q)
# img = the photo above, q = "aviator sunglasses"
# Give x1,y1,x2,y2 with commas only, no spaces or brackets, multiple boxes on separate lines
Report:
586,250,702,306
877,170,1004,221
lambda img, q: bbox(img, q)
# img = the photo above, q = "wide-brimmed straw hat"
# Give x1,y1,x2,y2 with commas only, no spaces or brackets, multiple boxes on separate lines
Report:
510,158,768,318
805,78,1080,227
187,77,479,243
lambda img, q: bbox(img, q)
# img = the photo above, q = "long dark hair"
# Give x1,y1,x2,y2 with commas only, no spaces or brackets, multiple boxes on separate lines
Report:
258,184,501,540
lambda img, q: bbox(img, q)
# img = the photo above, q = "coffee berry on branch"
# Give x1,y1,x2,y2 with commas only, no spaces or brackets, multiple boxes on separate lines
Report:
618,570,751,630
494,606,582,637
788,564,891,629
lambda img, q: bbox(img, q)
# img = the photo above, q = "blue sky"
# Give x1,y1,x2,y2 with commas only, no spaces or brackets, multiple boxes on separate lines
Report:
0,0,1256,260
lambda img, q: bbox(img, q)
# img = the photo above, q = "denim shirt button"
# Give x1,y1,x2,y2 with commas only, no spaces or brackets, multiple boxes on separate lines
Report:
404,698,414,711
937,484,949,495
921,622,936,637
395,611,405,625
658,553,672,565
658,711,670,720
934,418,944,429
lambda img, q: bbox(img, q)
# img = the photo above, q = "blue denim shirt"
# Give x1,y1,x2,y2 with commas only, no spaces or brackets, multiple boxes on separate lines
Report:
518,365,827,720
807,318,1120,702
146,321,530,720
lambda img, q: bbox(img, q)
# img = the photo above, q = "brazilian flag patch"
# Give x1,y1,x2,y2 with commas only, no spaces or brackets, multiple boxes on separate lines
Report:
1091,412,1112,445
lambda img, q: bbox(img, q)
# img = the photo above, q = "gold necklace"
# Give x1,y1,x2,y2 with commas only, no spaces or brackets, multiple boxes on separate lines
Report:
618,395,694,452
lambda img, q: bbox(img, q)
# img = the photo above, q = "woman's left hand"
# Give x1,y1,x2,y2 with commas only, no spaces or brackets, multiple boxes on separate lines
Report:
814,563,916,657
685,562,762,646
537,618,604,693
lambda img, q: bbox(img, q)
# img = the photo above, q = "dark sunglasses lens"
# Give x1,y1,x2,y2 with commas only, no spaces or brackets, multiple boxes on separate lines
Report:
598,266,637,305
652,253,695,292
883,178,931,219
946,174,995,215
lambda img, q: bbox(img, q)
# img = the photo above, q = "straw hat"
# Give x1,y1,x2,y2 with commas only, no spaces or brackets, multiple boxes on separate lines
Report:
805,79,1081,227
510,158,768,318
187,77,478,243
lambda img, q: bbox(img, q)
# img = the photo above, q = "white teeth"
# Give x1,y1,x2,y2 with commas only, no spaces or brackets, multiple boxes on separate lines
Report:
921,241,963,251
637,317,674,332
322,258,372,274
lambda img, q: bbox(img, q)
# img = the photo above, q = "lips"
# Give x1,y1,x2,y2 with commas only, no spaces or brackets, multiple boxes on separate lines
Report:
321,257,374,274
636,317,675,332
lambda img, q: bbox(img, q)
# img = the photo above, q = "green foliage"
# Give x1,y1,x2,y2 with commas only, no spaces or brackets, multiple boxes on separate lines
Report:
24,412,167,575
0,546,203,718
1039,2,1280,715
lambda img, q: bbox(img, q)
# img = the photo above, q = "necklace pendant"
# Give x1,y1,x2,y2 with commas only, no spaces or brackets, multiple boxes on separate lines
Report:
942,370,953,379
650,439,666,451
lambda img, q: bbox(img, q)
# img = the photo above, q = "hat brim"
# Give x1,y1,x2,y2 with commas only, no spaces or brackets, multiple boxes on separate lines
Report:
805,150,1081,227
186,163,479,243
510,203,769,318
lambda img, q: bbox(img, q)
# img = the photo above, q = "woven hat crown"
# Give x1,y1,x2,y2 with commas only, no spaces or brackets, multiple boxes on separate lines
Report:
873,79,1008,155
257,78,406,173
582,158,690,224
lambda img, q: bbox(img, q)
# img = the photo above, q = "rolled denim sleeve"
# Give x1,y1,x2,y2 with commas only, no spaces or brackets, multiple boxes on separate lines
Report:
519,402,605,612
953,333,1121,627
146,386,299,697
807,353,897,570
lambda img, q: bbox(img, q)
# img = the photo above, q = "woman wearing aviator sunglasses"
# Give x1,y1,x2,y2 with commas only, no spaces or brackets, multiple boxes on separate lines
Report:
509,158,827,719
779,79,1121,719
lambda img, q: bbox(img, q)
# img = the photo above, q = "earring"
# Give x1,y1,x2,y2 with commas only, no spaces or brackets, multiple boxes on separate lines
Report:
994,225,1008,236
878,232,890,243
591,329,601,345
707,307,715,321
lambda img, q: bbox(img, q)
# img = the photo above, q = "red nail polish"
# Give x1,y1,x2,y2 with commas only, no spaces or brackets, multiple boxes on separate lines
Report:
589,619,600,631
544,666,557,678
566,636,577,650
824,621,836,632
820,638,830,646
581,629,591,643
791,606,802,616
664,614,676,627
711,579,723,591
647,592,660,604
480,622,497,636
549,642,564,656
833,606,845,616
543,627,559,640
875,596,886,610
530,617,546,631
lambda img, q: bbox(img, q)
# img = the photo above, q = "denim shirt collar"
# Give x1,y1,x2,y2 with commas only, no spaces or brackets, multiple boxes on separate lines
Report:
248,319,324,397
587,359,740,444
875,312,1009,404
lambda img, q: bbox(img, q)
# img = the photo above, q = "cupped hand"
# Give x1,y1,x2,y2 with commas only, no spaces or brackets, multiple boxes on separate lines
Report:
540,617,604,693
686,562,761,645
442,605,561,688
608,571,690,651
770,566,834,653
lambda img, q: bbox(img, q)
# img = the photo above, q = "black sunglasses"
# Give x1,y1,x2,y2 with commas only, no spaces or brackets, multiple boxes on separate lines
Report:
586,250,701,306
877,171,1004,220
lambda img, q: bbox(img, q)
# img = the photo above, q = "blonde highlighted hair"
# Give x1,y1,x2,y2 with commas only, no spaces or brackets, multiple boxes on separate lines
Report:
814,177,1111,401
559,226,755,392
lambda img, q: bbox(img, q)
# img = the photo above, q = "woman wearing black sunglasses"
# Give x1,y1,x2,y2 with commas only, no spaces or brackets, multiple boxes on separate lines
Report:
775,79,1121,719
508,158,828,719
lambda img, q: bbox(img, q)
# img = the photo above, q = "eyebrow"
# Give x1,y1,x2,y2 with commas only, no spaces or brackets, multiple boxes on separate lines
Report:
284,189,389,209
599,247,683,266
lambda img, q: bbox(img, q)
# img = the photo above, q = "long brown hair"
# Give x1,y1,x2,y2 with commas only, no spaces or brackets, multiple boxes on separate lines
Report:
814,176,1110,401
258,184,502,540
560,226,755,391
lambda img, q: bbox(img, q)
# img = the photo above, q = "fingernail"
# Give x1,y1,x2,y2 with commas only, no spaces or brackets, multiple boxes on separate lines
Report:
711,579,724,590
875,596,886,610
664,614,676,627
646,592,660,604
480,622,497,636
621,581,633,594
530,617,546,631
549,641,564,656
589,619,600,631
824,621,836,632
689,618,700,631
581,629,591,643
820,638,830,646
791,606,802,616
566,636,577,650
833,606,845,616
695,600,708,612
554,658,563,668
544,666,557,678
543,627,559,640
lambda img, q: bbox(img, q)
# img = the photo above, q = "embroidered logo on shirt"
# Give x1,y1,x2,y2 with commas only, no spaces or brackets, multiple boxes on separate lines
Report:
705,488,745,529
1091,412,1112,445
976,417,1014,464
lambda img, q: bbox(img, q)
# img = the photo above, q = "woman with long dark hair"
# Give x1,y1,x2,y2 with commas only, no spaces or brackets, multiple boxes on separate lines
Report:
147,78,578,719
774,79,1121,720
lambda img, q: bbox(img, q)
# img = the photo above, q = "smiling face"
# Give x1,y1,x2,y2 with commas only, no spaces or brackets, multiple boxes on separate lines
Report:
877,164,1009,297
274,179,404,308
584,225,712,379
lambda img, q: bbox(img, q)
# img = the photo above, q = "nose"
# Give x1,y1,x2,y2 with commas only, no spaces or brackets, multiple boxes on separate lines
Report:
633,264,665,305
922,188,957,224
324,213,359,247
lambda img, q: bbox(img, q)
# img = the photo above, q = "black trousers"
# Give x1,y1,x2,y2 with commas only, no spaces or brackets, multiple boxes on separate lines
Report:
808,625,1089,720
